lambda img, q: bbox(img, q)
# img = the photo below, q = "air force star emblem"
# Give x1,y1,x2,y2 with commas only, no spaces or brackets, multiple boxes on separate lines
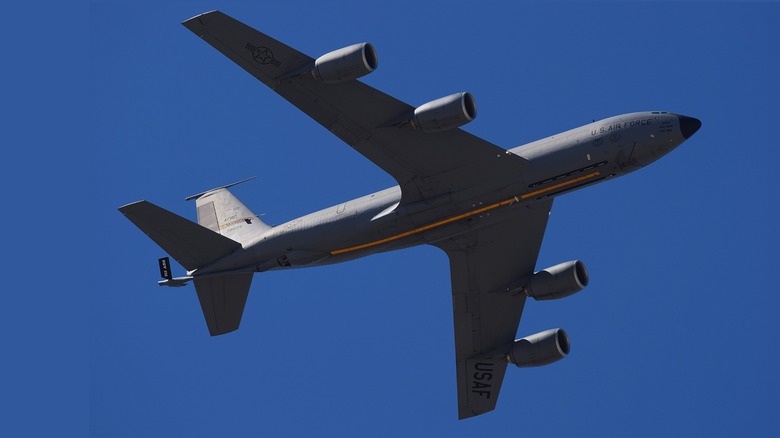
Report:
245,43,281,67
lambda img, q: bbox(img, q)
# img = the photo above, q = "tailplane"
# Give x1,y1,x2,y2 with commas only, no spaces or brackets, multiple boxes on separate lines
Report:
119,197,256,336
195,273,253,335
119,200,241,271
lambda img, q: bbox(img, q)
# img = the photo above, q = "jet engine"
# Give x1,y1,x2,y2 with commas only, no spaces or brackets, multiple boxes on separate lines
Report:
525,260,588,301
411,92,477,133
508,328,570,367
313,43,378,83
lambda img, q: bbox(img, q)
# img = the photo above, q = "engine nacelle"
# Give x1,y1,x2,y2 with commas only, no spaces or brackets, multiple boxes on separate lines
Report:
313,43,378,84
411,92,477,133
525,260,588,301
508,328,570,367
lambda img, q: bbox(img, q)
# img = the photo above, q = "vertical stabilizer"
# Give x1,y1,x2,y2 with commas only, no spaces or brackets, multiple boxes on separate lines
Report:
193,187,271,244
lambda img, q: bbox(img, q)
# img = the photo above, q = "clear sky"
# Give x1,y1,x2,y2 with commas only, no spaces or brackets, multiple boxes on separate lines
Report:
13,1,777,436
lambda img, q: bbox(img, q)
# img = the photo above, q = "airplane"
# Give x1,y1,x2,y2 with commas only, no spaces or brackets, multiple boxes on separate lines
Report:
119,10,701,419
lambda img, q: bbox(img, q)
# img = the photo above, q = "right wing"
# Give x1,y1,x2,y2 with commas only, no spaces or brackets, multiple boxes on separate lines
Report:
433,199,554,419
182,11,528,205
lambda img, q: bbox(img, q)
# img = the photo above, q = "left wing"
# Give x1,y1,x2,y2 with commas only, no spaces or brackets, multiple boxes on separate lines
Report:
433,199,553,419
182,11,529,205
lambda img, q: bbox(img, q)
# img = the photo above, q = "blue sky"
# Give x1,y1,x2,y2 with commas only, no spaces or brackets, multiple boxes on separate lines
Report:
12,1,777,436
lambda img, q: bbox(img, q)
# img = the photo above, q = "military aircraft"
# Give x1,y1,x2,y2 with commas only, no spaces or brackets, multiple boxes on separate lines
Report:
119,11,701,419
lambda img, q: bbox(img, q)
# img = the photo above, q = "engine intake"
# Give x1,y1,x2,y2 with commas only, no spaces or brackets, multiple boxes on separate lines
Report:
313,43,378,83
411,92,477,133
508,328,570,367
525,260,588,301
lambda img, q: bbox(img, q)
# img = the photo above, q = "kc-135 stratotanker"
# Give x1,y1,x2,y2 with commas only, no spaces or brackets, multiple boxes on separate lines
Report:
120,11,701,419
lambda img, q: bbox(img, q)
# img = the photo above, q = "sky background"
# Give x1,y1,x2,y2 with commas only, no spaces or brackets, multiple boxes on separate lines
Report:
9,1,780,436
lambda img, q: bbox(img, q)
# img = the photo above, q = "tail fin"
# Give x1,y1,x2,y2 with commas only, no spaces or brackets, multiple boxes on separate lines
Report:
119,201,241,271
187,179,271,244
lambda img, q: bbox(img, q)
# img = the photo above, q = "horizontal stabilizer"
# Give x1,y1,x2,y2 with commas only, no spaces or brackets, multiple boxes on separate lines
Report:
119,201,241,271
158,276,193,287
195,273,253,335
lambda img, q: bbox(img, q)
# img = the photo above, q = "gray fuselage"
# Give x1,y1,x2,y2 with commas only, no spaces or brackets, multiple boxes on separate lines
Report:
195,112,693,277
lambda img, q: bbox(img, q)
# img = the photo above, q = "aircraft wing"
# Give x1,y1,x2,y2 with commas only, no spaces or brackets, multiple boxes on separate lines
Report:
182,11,529,205
433,199,553,419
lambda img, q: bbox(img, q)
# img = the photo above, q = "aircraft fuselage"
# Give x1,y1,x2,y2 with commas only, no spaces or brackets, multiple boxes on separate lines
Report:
194,111,697,277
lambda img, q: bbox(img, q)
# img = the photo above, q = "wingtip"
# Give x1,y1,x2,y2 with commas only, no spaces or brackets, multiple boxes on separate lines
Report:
458,406,492,420
118,200,147,213
209,325,240,337
458,408,474,420
181,10,221,31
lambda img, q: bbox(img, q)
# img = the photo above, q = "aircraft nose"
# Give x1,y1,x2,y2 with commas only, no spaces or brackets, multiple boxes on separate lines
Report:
678,115,702,139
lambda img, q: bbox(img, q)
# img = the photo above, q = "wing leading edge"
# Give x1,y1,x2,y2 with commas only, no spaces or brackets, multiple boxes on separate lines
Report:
433,199,553,419
181,11,529,205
